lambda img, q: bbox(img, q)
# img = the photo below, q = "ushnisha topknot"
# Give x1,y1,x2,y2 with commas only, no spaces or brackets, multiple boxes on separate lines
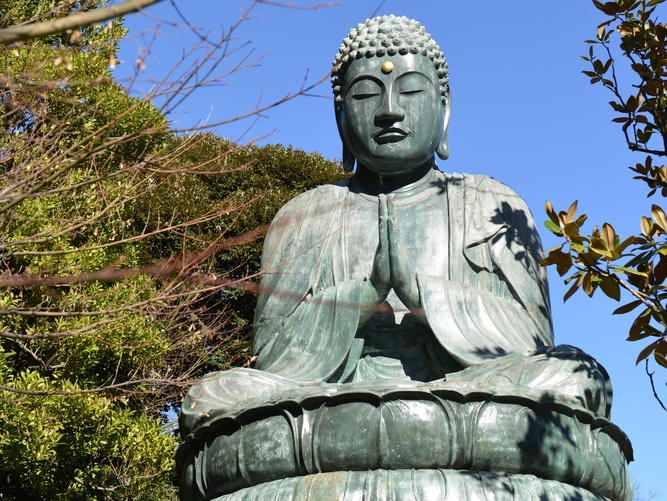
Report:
331,15,449,107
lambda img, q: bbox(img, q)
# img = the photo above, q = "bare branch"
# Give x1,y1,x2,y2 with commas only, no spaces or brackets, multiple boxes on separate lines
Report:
645,359,667,412
0,0,165,46
0,377,189,396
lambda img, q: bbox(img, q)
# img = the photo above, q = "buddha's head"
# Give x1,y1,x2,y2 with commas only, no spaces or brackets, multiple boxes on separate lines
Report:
331,16,450,175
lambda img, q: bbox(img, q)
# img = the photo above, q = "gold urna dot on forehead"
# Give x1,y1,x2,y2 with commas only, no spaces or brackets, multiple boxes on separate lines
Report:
381,60,394,74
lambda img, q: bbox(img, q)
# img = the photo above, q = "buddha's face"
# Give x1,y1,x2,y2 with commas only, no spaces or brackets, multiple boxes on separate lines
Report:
337,53,445,176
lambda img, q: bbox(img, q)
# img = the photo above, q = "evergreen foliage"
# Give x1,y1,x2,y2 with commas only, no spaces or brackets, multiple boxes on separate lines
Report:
543,0,667,410
0,1,347,498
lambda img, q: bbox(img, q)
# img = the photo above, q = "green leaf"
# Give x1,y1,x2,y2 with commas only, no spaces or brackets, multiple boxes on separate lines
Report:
614,266,648,277
544,219,562,234
571,243,586,253
563,222,582,237
556,263,573,277
590,239,612,257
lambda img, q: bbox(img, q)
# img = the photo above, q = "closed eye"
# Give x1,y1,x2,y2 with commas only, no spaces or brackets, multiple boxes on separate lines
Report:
400,89,425,95
351,93,380,100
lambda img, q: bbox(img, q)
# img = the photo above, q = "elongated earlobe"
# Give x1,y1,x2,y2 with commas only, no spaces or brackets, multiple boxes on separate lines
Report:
436,133,449,160
342,143,356,172
436,90,452,161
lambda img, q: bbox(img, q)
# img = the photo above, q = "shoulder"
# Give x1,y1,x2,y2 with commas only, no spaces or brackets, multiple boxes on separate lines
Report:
447,172,519,197
270,181,350,225
447,172,528,209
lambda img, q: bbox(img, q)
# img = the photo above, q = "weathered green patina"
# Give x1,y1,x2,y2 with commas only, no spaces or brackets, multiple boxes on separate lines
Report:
178,16,632,500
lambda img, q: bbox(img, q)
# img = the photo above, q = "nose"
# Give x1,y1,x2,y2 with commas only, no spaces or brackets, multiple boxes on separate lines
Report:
375,90,405,124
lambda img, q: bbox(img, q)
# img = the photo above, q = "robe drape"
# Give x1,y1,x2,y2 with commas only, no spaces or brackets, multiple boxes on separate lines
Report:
253,170,554,382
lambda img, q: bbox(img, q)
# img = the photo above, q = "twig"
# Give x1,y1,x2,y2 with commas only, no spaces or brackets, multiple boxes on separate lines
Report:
645,359,667,412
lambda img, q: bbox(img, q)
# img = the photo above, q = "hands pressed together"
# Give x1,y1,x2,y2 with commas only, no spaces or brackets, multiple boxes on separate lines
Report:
368,194,420,312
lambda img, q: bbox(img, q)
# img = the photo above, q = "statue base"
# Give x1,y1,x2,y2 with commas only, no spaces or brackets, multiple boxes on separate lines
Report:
178,378,632,501
209,469,610,500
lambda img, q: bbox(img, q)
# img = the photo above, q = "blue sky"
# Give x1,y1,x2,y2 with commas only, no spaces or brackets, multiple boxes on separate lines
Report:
115,1,665,496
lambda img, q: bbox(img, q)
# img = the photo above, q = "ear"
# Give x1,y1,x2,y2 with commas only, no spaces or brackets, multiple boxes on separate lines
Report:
436,90,451,161
335,102,356,172
342,143,356,172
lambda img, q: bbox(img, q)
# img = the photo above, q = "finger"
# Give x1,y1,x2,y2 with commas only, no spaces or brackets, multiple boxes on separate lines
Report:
378,193,388,221
386,193,396,218
386,193,398,242
378,193,389,247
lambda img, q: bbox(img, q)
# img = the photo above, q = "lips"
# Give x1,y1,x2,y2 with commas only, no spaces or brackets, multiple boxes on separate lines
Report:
372,125,411,144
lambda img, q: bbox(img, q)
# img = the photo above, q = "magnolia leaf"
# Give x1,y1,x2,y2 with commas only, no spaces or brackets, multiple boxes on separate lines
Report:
575,214,588,226
654,256,667,284
544,220,562,234
646,155,653,168
590,237,612,257
556,263,572,277
599,2,619,16
566,200,578,224
563,274,584,302
615,234,638,254
609,100,626,112
627,330,655,341
564,270,584,284
599,275,621,301
544,244,565,254
636,339,661,365
613,266,648,277
545,201,558,224
613,299,643,315
548,248,573,266
656,339,667,357
571,243,586,253
655,351,667,368
627,94,638,112
563,222,582,237
601,223,616,251
583,271,595,297
651,204,667,231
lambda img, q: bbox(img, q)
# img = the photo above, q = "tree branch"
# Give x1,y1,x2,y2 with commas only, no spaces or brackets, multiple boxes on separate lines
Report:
0,377,189,396
0,0,165,46
645,359,667,412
